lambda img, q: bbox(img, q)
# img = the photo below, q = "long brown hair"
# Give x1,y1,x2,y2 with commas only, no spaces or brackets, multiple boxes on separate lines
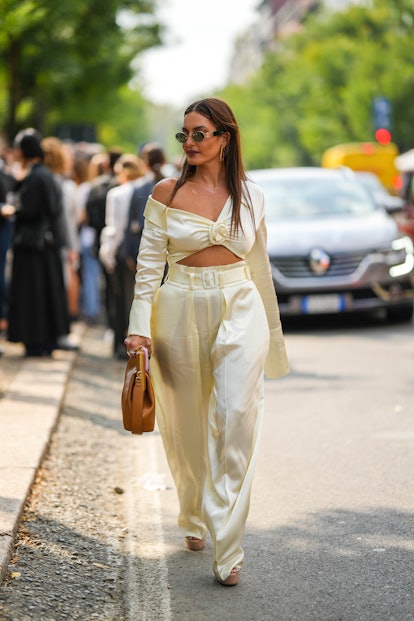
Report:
169,98,252,234
142,143,166,184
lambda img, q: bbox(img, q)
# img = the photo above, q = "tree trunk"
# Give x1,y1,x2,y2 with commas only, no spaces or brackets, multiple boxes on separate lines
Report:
5,36,21,143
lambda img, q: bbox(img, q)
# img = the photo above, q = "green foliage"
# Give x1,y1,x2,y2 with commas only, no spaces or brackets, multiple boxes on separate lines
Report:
0,0,162,142
2,0,414,165
220,0,414,168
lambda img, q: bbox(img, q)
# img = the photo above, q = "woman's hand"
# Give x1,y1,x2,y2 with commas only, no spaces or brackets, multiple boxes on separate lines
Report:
0,204,16,218
124,334,152,357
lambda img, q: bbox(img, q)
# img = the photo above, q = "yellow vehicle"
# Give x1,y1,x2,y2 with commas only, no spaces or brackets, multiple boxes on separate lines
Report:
321,142,401,192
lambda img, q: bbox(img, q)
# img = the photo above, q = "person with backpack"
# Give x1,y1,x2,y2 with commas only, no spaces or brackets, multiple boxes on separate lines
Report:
100,145,166,358
99,153,145,357
84,147,122,329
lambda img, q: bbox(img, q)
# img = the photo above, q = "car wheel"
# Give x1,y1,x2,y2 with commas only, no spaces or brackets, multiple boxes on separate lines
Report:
385,301,414,323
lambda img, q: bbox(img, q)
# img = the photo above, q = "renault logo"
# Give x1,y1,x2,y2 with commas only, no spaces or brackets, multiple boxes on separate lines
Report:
309,248,331,275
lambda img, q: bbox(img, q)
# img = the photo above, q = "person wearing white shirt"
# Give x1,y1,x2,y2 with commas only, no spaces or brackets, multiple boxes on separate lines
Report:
99,153,144,356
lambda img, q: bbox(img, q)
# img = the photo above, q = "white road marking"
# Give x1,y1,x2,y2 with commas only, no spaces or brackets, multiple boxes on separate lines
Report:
123,434,172,620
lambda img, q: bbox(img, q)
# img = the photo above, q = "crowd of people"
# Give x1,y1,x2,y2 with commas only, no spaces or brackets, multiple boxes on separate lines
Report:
0,128,170,358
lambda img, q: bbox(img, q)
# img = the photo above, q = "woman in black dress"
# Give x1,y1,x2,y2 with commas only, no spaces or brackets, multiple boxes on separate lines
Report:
7,130,70,356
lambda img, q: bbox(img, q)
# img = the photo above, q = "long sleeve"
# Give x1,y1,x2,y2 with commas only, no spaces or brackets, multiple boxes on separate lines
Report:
99,184,133,272
61,178,80,251
246,212,290,379
127,205,168,337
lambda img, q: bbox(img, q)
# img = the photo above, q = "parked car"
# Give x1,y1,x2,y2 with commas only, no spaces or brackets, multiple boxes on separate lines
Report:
248,167,414,322
354,171,405,213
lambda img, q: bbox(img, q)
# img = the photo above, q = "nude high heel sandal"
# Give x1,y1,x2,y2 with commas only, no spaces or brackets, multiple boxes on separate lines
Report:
185,536,205,551
216,566,241,586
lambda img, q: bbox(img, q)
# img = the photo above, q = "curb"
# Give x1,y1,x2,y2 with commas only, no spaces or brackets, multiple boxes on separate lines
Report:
0,328,84,583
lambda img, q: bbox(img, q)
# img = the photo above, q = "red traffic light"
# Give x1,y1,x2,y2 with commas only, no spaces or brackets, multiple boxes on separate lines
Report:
375,128,392,144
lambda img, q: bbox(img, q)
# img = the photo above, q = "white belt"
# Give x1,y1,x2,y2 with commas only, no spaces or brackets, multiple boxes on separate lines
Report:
167,264,251,289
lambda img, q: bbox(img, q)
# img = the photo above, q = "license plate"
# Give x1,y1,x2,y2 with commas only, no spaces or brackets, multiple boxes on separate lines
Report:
301,294,344,314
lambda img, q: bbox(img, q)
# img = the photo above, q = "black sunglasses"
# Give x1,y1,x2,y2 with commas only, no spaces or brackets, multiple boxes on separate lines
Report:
175,130,222,144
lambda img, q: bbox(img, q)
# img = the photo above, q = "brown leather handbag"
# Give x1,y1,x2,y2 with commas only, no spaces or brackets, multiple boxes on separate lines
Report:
121,348,155,434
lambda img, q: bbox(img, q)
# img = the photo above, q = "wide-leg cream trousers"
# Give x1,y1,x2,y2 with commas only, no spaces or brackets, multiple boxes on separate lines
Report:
150,261,270,581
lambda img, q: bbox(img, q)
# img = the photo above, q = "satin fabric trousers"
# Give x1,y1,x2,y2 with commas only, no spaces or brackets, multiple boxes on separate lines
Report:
150,261,270,581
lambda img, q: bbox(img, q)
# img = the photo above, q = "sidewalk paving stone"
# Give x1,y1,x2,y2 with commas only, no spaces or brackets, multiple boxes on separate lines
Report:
0,326,84,583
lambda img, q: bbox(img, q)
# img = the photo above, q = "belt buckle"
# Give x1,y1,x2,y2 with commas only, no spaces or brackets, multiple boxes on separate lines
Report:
201,270,218,288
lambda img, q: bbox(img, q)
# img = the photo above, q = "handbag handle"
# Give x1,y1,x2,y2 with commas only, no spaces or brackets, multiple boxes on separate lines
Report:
130,348,148,434
134,348,147,392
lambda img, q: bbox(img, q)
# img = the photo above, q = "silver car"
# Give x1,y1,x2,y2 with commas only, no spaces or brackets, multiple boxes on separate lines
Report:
249,167,414,322
354,171,405,213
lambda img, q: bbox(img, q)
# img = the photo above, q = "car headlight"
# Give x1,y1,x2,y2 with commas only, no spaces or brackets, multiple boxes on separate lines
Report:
388,236,414,277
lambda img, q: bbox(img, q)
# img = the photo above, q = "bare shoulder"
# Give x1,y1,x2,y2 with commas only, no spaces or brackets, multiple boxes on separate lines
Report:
152,177,178,205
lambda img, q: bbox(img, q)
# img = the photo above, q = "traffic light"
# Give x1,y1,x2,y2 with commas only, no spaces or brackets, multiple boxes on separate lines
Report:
375,128,392,145
372,96,392,144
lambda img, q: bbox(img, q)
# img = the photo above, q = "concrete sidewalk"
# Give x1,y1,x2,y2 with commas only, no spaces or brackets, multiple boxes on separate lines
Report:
0,326,84,582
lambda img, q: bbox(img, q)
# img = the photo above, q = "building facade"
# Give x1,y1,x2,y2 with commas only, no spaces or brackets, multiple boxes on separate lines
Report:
228,0,370,85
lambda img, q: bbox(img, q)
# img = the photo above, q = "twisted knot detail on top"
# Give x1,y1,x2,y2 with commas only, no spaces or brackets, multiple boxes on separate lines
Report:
209,221,230,245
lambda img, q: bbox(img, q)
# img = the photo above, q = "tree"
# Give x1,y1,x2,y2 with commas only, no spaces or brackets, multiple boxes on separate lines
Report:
0,0,162,142
219,0,414,168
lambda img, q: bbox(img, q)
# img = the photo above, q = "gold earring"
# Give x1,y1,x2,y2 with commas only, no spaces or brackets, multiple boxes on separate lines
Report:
220,145,226,162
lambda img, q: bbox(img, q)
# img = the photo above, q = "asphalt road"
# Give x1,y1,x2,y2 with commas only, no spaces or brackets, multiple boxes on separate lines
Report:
132,312,414,621
1,313,413,620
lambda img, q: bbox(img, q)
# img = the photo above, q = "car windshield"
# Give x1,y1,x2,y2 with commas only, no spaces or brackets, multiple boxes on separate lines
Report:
257,176,377,220
356,173,387,195
356,173,386,194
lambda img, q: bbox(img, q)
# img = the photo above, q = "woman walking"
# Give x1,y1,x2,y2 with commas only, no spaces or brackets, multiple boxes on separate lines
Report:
125,98,289,586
